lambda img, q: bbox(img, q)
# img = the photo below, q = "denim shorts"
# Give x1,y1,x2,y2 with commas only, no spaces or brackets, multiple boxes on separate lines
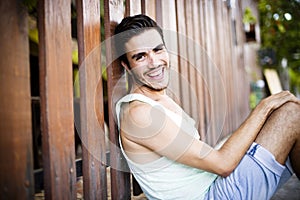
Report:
204,142,293,200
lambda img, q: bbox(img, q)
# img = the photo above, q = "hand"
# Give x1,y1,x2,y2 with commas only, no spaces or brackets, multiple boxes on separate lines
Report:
258,91,300,115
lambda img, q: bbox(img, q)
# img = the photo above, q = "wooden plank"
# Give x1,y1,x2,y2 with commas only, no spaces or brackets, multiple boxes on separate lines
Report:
128,0,142,16
264,69,283,94
175,0,192,116
0,1,34,198
201,0,215,145
222,2,235,134
155,0,163,27
76,0,107,199
38,0,76,198
236,0,250,122
161,0,181,104
191,0,206,140
184,1,199,122
198,0,209,142
103,0,131,199
141,0,146,14
210,0,228,142
144,0,156,19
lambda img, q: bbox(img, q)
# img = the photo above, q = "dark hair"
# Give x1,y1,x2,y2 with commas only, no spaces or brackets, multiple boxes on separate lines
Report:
114,14,164,65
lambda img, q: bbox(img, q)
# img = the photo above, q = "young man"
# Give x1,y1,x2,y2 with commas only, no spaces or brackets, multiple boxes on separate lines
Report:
114,14,300,199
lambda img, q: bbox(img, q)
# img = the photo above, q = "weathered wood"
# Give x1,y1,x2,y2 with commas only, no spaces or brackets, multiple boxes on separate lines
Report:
198,0,210,142
155,0,162,27
191,0,206,140
201,0,216,145
184,1,199,122
160,0,181,104
144,0,156,19
175,0,192,117
128,0,142,16
104,0,131,199
76,0,107,199
141,0,146,14
213,0,229,139
0,1,34,198
38,0,76,198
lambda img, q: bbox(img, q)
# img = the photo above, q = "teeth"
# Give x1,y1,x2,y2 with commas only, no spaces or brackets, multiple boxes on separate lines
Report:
148,68,162,77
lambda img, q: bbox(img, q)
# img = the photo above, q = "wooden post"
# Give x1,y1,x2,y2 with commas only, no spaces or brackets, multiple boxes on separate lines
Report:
144,0,156,19
0,1,34,198
38,0,76,198
77,0,107,199
104,0,131,199
191,0,206,140
184,1,199,121
160,0,181,104
175,0,192,117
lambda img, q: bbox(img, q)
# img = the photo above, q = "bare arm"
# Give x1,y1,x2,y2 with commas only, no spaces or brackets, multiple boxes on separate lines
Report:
120,91,300,177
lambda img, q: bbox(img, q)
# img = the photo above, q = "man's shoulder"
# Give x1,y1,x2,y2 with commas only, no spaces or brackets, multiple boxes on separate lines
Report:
121,100,154,126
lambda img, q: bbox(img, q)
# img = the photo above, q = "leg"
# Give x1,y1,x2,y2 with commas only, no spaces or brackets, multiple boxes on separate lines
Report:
255,102,300,178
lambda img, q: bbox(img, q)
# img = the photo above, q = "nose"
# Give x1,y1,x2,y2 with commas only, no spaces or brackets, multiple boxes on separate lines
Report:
147,51,158,68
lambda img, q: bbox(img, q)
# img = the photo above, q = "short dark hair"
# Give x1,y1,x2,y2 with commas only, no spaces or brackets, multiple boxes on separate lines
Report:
114,14,164,65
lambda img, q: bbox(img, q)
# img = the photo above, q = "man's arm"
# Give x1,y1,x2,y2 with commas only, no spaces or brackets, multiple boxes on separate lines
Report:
120,91,299,177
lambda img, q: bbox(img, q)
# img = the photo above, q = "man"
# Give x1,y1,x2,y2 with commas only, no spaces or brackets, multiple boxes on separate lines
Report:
114,14,300,199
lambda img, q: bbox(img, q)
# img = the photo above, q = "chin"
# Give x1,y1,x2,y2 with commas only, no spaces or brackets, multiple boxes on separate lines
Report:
145,82,169,91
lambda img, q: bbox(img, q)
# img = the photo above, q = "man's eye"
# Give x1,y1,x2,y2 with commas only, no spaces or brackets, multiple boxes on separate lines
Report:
136,55,145,61
154,47,164,53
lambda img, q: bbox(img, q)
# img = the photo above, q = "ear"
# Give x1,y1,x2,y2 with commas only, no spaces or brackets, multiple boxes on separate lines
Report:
121,61,132,75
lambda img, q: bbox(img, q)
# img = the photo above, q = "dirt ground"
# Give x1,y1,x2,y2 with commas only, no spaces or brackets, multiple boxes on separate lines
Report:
35,170,299,200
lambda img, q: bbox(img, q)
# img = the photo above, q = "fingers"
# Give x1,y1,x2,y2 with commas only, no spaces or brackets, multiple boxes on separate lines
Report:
259,91,299,113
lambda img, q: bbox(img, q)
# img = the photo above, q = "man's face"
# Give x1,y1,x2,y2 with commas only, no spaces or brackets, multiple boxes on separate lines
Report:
122,29,170,91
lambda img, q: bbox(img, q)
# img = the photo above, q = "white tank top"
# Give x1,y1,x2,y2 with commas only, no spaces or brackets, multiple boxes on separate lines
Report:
116,93,217,200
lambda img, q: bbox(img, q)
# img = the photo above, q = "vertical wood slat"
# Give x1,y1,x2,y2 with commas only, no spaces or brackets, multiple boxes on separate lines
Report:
219,1,231,135
0,1,34,198
38,0,76,198
161,0,181,104
191,0,206,140
201,0,213,141
213,0,228,137
236,0,250,122
175,0,192,117
223,3,235,134
198,0,209,142
144,0,156,20
76,0,107,199
208,0,224,144
129,0,142,16
104,0,131,199
184,1,198,122
155,0,163,27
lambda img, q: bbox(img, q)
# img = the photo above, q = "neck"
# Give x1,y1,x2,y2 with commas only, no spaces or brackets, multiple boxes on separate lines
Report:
130,85,166,99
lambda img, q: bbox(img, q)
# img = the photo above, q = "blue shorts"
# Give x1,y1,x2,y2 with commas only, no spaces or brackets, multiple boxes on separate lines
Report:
204,142,293,200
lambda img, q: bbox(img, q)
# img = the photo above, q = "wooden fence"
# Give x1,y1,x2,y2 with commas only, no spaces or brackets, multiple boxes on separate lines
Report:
0,0,250,199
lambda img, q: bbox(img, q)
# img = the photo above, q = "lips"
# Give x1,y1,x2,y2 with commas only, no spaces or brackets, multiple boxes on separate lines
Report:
147,67,164,80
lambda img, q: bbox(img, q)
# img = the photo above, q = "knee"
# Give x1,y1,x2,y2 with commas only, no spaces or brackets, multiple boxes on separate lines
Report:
277,101,300,119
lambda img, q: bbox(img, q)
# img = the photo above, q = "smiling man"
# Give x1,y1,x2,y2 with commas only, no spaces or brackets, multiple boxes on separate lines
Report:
122,29,170,91
113,14,300,199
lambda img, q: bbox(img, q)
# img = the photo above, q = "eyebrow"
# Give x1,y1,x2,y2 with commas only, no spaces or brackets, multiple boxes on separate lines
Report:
131,43,165,60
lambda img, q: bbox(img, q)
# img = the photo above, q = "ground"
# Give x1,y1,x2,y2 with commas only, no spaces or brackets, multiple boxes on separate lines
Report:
271,174,300,200
34,171,300,199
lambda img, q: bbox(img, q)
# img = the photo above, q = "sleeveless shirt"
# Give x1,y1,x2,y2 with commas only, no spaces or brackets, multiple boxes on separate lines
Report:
116,93,218,200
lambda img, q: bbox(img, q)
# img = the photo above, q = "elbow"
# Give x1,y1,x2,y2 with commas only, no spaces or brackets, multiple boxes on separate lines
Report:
216,163,235,177
219,168,233,178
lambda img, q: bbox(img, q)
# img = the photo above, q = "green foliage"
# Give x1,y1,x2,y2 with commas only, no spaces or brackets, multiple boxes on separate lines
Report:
259,0,300,94
23,0,38,16
243,7,257,24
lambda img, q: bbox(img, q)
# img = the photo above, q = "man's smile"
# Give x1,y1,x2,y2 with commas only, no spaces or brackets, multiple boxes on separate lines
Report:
146,66,165,80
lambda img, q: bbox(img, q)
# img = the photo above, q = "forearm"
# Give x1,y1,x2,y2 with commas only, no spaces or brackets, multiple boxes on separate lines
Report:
217,91,299,174
218,107,268,172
